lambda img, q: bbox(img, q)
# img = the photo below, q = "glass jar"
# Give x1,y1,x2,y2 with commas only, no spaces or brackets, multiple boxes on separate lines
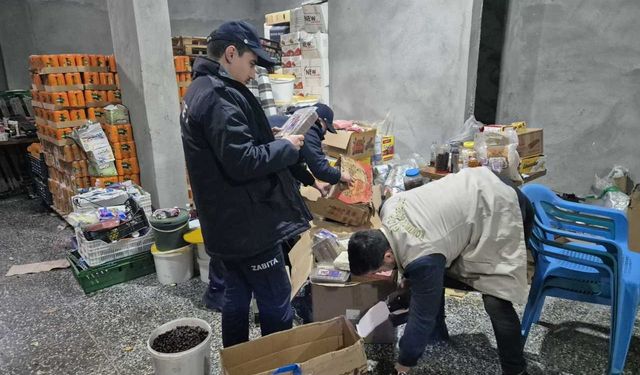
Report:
435,144,450,172
461,141,477,169
404,168,424,191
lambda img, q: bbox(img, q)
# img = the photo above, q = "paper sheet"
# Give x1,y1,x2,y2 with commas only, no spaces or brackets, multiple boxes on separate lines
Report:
356,301,390,338
6,259,70,276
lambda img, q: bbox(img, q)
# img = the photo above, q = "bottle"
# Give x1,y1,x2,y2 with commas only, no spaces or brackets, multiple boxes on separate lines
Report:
404,168,424,191
449,143,460,173
429,141,437,167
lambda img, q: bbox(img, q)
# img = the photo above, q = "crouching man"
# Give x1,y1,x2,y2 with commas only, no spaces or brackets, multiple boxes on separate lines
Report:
348,167,533,375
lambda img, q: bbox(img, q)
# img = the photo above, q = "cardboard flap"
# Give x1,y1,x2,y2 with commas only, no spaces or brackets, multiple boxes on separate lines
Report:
289,231,314,299
323,130,352,150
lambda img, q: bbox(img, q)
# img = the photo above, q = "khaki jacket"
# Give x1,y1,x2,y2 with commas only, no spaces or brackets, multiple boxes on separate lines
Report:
380,167,527,304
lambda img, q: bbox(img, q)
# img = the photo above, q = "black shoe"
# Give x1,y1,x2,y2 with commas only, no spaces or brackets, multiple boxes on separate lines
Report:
202,289,224,312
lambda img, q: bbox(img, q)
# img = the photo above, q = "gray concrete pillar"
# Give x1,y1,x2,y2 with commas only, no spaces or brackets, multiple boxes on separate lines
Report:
107,0,187,209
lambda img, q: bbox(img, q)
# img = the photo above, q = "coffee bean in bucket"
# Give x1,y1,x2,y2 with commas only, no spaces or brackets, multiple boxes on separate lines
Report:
151,326,208,353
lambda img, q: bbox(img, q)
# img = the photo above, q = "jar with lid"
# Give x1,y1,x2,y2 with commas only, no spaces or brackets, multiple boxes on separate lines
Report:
404,168,424,191
461,141,477,168
435,144,450,172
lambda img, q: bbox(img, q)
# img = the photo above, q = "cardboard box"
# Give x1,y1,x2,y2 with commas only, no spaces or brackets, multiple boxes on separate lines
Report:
311,278,397,343
282,56,303,68
280,31,306,45
302,58,329,87
628,184,640,252
302,2,328,33
614,175,635,195
323,128,377,159
265,9,290,25
281,43,301,57
283,67,303,78
301,32,328,59
219,316,367,375
516,128,543,158
301,186,374,227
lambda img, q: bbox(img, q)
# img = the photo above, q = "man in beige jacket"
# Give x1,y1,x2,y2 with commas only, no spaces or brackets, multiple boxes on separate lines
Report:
348,167,533,375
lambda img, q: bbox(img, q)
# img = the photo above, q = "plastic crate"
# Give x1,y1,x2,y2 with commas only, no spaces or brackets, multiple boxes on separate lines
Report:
77,227,154,267
68,249,156,294
33,177,53,205
28,154,48,180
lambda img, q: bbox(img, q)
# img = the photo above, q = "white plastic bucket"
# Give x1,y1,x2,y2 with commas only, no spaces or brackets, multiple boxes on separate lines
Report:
151,244,194,285
147,317,212,375
197,257,209,283
196,243,209,260
269,74,295,105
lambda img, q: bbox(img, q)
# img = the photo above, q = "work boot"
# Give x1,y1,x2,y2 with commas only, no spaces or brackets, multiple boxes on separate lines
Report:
202,288,224,312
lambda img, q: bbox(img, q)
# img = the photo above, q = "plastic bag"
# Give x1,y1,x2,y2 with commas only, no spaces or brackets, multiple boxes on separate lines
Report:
447,115,484,144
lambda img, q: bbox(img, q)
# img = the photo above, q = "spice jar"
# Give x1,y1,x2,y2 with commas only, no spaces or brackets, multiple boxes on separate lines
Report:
404,168,424,191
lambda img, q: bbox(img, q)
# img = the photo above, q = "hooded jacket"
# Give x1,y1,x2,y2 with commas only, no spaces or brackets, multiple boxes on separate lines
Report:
180,57,311,260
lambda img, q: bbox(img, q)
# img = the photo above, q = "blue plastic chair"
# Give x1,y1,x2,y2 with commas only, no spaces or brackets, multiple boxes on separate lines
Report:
521,184,640,374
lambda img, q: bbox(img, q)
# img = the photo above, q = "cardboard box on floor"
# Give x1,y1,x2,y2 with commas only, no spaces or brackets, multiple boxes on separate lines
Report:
322,127,377,159
219,316,367,375
628,184,640,252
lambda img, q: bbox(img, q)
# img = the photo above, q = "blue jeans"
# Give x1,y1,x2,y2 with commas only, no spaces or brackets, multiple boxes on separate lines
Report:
221,247,293,347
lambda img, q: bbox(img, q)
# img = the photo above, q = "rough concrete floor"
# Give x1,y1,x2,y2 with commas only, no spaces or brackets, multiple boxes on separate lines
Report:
1,195,639,375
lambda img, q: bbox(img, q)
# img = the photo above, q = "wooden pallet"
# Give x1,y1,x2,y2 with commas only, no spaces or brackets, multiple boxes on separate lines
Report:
172,36,208,57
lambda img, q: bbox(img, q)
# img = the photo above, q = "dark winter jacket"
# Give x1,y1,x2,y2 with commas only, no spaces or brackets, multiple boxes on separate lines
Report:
300,124,341,184
180,57,311,260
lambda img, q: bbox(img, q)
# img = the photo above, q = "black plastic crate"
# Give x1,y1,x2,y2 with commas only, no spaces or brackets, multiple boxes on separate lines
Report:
28,154,48,180
33,177,52,206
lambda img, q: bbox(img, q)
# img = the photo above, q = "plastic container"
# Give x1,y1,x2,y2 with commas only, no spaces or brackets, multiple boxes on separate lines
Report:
151,244,194,285
404,168,424,191
269,74,295,105
197,257,209,283
147,317,212,375
77,228,154,267
67,249,156,294
449,143,460,173
435,144,450,172
149,209,190,251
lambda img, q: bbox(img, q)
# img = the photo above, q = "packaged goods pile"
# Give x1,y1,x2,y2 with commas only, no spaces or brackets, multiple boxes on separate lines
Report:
28,54,140,214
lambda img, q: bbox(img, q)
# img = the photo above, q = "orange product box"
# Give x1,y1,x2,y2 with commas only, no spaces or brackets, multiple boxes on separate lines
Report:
75,54,90,67
102,123,133,143
51,92,69,107
32,74,43,86
114,73,120,88
54,127,73,140
71,144,84,160
91,176,119,188
87,107,103,122
51,110,71,122
97,55,107,68
58,54,76,67
107,90,121,103
112,142,137,160
83,72,98,85
108,55,117,72
84,90,104,103
69,109,86,121
64,72,82,86
41,55,59,68
119,174,141,186
116,157,139,175
67,90,85,107
89,54,99,67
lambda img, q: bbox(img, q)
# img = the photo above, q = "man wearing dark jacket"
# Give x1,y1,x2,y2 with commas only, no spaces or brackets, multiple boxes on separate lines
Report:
268,104,351,196
180,20,312,347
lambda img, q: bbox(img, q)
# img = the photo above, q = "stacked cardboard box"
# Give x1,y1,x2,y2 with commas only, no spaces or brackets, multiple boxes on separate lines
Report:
28,54,138,214
174,56,192,101
102,105,140,187
266,1,329,102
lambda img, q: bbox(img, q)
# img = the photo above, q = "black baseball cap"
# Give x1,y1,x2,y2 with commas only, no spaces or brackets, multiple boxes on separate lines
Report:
313,103,336,133
208,21,276,67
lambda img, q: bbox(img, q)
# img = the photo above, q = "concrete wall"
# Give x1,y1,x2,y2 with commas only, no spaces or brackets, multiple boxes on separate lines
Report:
168,0,258,37
0,0,36,89
329,0,483,155
498,0,640,193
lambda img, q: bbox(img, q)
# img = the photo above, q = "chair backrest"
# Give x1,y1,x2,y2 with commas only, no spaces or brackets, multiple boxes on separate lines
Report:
522,184,621,240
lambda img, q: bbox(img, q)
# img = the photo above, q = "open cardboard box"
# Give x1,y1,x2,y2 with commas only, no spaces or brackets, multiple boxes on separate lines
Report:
322,127,376,159
219,316,367,375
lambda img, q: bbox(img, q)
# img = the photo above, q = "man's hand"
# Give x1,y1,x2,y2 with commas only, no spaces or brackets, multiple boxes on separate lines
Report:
313,180,331,197
394,363,411,374
284,134,304,151
340,171,352,184
271,127,281,135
